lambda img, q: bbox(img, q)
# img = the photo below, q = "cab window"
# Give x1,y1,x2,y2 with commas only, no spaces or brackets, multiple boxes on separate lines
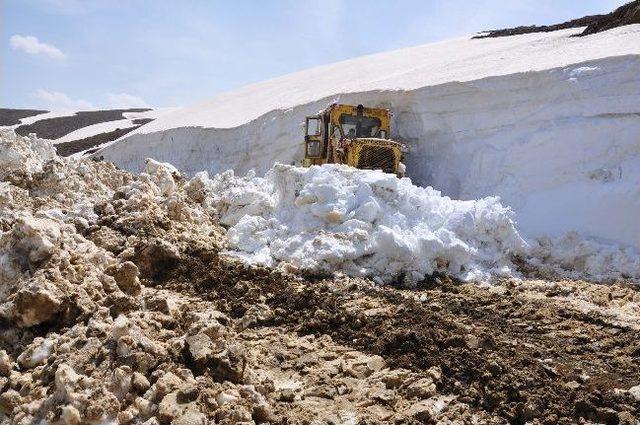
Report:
339,114,381,138
306,141,320,157
306,117,320,136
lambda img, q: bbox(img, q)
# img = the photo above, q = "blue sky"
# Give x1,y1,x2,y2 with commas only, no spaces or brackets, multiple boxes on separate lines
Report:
1,0,627,110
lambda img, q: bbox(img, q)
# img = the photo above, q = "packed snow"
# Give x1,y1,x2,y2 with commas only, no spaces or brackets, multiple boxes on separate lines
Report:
93,25,640,254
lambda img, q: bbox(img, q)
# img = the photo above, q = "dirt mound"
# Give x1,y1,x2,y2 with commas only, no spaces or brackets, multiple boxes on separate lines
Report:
0,108,47,126
474,1,640,39
15,108,150,140
164,251,640,424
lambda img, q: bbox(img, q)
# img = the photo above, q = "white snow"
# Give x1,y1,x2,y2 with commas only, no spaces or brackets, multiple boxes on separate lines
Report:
17,110,76,126
94,25,640,254
0,108,179,146
211,164,525,282
122,107,180,121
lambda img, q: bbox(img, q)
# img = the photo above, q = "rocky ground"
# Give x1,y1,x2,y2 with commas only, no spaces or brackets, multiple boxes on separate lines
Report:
0,130,639,424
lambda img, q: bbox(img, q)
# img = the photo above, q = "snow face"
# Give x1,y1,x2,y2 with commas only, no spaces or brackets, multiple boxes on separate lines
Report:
96,55,640,251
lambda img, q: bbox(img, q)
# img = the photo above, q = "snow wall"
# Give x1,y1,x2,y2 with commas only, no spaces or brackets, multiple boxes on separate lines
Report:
97,55,640,249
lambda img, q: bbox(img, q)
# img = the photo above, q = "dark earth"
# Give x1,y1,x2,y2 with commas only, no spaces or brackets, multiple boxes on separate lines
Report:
145,246,640,425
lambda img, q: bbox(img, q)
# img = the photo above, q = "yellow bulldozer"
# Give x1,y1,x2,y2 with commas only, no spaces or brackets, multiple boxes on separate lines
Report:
302,103,406,176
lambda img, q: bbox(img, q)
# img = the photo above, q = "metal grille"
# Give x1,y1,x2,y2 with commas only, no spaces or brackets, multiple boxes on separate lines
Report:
357,146,395,173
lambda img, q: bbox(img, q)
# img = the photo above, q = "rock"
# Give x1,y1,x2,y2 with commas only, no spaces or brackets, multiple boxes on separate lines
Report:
406,377,437,399
0,389,21,414
135,238,180,278
60,405,82,425
107,261,142,295
132,372,151,393
154,372,184,400
185,333,215,364
239,303,274,330
628,384,640,401
0,350,13,376
172,410,207,425
618,411,637,425
186,336,246,383
379,368,411,389
406,399,435,422
366,405,394,421
210,343,246,383
14,286,62,326
277,388,295,402
252,404,275,422
157,392,184,424
117,406,140,424
17,337,54,368
177,384,199,403
426,366,442,382
216,390,239,406
367,355,386,373
345,355,386,379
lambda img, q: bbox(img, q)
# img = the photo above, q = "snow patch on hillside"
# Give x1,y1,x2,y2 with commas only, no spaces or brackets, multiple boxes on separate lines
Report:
54,119,134,144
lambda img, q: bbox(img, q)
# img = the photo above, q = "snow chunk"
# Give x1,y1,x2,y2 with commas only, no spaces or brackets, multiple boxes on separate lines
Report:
0,129,55,179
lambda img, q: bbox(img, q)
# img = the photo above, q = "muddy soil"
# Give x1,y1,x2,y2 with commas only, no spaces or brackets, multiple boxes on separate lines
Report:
159,250,640,424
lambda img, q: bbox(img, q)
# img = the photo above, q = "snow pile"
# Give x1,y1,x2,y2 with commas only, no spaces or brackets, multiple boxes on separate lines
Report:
191,163,640,283
529,233,640,281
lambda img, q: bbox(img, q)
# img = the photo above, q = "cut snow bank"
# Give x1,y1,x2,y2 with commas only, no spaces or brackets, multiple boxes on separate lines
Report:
94,26,640,252
197,163,640,283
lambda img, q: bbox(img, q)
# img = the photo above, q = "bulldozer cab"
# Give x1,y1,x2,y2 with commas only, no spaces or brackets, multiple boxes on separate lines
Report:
302,103,405,176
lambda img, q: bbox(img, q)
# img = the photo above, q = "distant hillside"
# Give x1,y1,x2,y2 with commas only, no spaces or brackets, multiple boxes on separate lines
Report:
0,107,175,156
14,108,150,140
0,108,47,126
474,0,640,38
